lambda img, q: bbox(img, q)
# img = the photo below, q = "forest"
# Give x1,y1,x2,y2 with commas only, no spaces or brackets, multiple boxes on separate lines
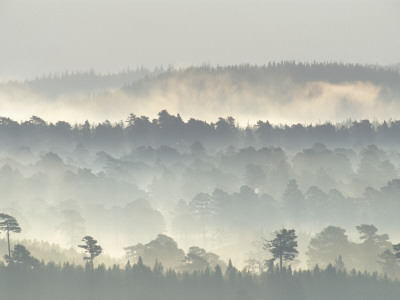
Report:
1,112,400,298
2,257,400,300
2,216,400,300
1,63,400,299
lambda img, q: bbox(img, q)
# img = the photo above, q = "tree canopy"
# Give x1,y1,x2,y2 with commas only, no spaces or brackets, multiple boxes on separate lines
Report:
0,213,21,258
264,228,298,270
78,236,102,270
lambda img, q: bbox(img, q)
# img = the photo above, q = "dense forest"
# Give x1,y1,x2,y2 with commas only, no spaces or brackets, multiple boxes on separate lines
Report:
2,258,400,300
1,113,400,269
3,111,400,151
2,212,400,300
1,62,400,299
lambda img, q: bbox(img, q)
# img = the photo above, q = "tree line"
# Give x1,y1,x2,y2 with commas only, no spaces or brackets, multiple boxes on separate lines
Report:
4,62,399,95
3,112,400,150
2,256,400,300
124,61,400,93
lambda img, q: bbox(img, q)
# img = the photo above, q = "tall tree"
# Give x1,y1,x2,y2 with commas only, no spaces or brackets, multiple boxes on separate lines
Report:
78,236,102,270
0,213,21,258
264,228,298,270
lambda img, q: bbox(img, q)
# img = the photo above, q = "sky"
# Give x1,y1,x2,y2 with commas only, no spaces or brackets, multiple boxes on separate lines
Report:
0,0,399,81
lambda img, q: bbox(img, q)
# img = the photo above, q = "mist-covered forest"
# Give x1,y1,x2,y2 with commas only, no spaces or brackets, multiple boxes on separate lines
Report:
3,62,400,96
2,63,400,299
2,112,400,261
2,62,400,124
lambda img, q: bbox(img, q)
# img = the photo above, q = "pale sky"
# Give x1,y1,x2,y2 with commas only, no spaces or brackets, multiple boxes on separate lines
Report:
0,0,399,80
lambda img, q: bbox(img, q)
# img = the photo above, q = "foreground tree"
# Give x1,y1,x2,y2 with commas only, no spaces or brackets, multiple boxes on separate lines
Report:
78,236,102,270
4,244,39,268
264,228,298,270
0,213,21,258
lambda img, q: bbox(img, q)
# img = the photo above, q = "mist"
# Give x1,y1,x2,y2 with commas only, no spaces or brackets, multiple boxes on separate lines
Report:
1,0,400,296
1,64,399,125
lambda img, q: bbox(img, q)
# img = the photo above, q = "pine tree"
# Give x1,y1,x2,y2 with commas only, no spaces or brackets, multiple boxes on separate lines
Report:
0,213,21,259
78,236,102,271
264,229,298,270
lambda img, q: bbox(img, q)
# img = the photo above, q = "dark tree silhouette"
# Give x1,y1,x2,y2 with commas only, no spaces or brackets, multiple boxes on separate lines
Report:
78,236,102,270
264,228,298,270
4,244,39,268
0,213,21,258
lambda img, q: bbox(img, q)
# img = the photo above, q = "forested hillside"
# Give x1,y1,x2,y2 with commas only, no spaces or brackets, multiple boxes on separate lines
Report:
1,63,400,124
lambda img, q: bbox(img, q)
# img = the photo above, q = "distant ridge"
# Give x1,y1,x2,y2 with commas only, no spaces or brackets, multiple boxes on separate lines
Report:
124,62,400,94
1,62,399,98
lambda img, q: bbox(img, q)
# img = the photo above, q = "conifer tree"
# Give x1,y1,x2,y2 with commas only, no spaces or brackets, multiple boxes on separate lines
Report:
4,244,39,268
0,213,21,258
264,229,298,270
78,236,102,270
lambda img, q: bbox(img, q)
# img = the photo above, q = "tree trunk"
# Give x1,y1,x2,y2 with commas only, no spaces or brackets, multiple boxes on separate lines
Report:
279,236,282,271
7,229,11,258
202,222,206,249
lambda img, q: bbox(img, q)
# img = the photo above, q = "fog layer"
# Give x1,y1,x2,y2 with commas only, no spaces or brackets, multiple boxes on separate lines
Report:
1,64,399,124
